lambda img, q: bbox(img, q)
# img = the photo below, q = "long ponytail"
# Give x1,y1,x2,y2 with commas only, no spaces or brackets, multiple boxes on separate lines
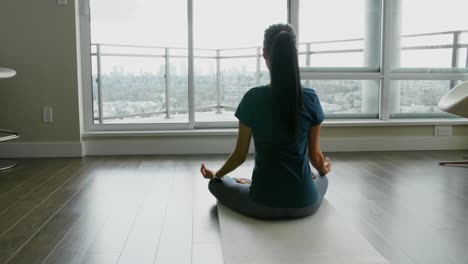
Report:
265,24,303,137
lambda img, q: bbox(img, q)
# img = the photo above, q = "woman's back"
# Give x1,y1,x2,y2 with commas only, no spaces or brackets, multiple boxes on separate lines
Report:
201,23,330,220
235,85,324,208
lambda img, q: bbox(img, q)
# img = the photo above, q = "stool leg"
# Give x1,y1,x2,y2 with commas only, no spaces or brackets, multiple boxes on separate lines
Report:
439,160,468,166
0,160,16,171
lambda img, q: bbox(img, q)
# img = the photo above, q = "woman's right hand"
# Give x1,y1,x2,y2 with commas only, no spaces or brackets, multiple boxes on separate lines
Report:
200,163,216,179
323,157,331,175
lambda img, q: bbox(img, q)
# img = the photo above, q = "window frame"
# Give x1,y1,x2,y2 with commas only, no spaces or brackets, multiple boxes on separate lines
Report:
78,0,468,133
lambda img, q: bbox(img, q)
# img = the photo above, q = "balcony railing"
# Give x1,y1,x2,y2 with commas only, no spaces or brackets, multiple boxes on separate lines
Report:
91,30,468,123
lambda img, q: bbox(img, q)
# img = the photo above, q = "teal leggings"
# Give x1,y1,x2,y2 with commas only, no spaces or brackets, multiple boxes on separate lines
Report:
208,175,328,220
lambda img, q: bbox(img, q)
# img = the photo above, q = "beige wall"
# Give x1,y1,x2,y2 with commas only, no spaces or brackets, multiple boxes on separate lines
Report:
453,125,468,136
0,0,80,142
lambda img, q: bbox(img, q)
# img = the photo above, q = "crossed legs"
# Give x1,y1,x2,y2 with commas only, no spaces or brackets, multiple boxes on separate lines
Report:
208,175,328,220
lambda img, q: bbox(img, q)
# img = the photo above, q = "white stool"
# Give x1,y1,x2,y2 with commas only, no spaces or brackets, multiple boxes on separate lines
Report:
438,81,468,166
0,67,19,171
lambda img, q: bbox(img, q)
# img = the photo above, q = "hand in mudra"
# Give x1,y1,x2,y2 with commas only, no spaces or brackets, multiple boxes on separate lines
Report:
200,163,215,179
324,157,331,174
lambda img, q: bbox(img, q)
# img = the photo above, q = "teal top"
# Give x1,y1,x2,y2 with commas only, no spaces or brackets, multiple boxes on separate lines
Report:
235,85,325,208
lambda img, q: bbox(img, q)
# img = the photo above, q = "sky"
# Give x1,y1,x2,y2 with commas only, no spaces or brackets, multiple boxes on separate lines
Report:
90,0,286,48
89,0,468,73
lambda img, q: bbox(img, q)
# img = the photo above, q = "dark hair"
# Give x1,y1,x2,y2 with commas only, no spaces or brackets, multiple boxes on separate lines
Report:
264,24,303,137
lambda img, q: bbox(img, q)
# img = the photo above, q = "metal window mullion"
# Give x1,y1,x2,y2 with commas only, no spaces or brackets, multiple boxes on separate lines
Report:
305,43,311,87
165,48,171,119
187,0,195,128
301,72,383,80
288,0,300,43
256,47,261,86
79,0,94,133
450,32,460,88
216,50,222,113
379,0,392,120
466,47,468,68
380,0,396,121
402,44,465,51
98,53,166,58
390,72,468,80
89,123,191,131
451,31,460,68
403,30,468,38
219,55,258,59
362,0,382,114
96,44,104,124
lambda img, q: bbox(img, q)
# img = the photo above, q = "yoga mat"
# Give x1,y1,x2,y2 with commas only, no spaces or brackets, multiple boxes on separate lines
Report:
218,200,390,264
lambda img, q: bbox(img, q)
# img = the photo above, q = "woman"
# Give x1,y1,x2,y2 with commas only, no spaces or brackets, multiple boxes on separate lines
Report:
200,23,331,220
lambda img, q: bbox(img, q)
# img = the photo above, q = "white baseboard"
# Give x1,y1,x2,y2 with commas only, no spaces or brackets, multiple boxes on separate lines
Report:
321,136,468,152
0,136,466,157
84,136,468,155
83,136,241,155
0,142,83,158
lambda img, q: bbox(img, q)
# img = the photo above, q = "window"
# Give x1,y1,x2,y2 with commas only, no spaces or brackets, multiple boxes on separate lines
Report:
89,0,188,126
302,80,379,118
298,0,382,119
389,0,468,117
80,0,467,132
389,80,464,118
193,0,286,125
395,0,468,69
298,0,381,69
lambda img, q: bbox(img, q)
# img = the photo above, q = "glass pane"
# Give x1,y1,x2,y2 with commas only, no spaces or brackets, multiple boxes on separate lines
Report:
400,49,453,68
461,33,468,44
194,0,286,123
302,80,379,118
90,0,188,124
260,61,270,85
90,0,186,46
221,57,257,109
389,80,463,118
309,53,364,67
395,0,468,69
96,56,166,124
168,57,189,119
299,0,381,68
299,54,307,67
222,48,257,57
459,49,468,68
195,57,217,114
91,56,98,123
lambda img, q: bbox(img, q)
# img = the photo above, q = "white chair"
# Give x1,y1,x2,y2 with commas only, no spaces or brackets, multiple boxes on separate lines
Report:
0,67,19,171
438,80,468,166
0,67,16,78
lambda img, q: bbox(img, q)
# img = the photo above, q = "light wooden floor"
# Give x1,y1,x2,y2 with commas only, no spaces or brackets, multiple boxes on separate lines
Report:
0,151,467,264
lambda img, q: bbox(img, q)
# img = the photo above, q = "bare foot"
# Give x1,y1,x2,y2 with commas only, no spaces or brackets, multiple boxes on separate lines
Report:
311,171,318,180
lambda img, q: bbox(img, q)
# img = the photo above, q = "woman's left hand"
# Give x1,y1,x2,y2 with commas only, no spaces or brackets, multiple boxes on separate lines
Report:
200,163,216,179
